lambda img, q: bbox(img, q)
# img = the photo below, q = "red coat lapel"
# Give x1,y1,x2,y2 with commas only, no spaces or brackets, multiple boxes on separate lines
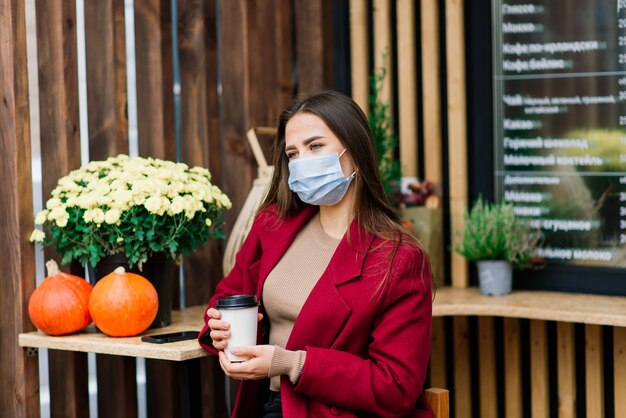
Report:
256,206,318,297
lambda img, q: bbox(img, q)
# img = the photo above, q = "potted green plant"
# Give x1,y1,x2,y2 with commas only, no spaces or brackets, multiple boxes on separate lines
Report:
29,154,231,326
454,197,541,295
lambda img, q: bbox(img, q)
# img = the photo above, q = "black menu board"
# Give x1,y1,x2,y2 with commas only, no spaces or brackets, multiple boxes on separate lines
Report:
493,1,626,269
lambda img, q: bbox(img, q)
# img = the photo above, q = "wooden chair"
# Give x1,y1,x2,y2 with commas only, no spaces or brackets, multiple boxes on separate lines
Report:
424,388,449,418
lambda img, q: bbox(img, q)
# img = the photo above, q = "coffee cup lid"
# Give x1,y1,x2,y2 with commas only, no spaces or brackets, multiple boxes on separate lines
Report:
215,294,259,309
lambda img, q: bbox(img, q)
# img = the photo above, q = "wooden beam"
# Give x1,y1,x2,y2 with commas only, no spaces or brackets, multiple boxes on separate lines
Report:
349,0,368,115
373,0,391,105
134,0,175,160
396,0,418,177
84,1,136,416
0,1,39,416
453,316,471,418
504,318,522,418
294,0,332,93
530,320,549,418
445,0,468,287
557,322,576,418
421,0,443,189
478,317,497,418
585,325,604,418
219,0,253,238
34,3,90,415
85,0,128,158
429,317,447,389
615,327,626,417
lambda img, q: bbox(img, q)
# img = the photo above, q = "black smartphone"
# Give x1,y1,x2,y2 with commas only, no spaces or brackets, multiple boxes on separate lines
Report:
141,330,200,344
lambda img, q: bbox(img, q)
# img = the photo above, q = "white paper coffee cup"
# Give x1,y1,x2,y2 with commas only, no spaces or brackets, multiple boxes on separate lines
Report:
215,295,260,362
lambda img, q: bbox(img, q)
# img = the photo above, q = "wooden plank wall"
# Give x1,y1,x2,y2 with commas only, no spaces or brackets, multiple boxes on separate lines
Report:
4,0,336,417
348,1,626,418
0,1,39,418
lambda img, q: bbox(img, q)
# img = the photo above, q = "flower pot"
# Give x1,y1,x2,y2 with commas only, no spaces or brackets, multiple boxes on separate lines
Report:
477,260,512,296
88,253,177,328
398,207,443,280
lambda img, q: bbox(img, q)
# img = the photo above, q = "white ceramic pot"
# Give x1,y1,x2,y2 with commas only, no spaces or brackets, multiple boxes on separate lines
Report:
477,260,512,296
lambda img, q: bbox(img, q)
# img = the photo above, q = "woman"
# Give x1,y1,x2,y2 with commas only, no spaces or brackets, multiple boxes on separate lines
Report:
198,90,433,417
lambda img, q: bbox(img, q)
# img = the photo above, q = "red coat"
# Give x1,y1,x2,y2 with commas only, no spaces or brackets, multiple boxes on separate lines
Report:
199,205,433,418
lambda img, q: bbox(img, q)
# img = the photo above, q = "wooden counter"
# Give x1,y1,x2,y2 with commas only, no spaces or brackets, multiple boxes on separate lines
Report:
433,286,626,327
19,287,626,361
19,305,208,361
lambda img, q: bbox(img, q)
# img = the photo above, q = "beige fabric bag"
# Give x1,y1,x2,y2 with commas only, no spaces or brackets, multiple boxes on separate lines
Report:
222,127,277,275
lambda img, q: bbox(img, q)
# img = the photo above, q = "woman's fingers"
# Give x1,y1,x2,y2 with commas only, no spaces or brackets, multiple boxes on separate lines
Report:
209,329,230,340
206,307,221,319
213,339,227,350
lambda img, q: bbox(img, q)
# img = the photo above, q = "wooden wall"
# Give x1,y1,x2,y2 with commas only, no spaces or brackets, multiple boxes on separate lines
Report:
2,0,337,417
5,0,626,417
349,1,626,418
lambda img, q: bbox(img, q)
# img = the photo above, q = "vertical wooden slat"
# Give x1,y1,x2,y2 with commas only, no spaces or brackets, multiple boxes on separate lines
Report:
85,0,128,158
585,325,604,418
294,0,333,93
557,322,576,418
179,0,210,168
420,0,445,281
34,1,90,416
478,317,497,418
134,3,185,417
453,317,472,418
178,0,212,302
445,0,468,287
134,0,175,159
176,2,231,415
35,0,82,196
614,327,626,417
0,1,39,416
146,360,181,418
504,318,522,418
247,0,293,127
396,0,418,177
420,0,443,189
84,2,136,417
220,0,253,239
349,0,368,114
429,317,447,389
530,320,549,418
373,0,391,105
47,349,88,418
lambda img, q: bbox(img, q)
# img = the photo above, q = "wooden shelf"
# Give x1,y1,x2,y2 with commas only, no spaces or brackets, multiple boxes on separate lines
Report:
19,288,626,361
19,305,208,361
434,287,626,327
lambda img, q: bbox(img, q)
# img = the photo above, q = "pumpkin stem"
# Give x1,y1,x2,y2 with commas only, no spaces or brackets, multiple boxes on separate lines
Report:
45,259,60,276
114,267,126,275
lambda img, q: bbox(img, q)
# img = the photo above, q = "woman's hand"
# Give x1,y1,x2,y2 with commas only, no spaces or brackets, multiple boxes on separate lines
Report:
218,345,275,380
206,307,263,351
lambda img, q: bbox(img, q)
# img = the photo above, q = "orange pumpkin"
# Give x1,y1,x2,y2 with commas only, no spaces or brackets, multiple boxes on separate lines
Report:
88,267,158,337
28,260,93,335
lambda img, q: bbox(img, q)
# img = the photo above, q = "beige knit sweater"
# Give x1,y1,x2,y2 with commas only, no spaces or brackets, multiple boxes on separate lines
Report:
262,213,341,392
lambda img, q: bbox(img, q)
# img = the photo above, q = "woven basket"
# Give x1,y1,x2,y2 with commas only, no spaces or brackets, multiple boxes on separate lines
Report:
222,127,276,275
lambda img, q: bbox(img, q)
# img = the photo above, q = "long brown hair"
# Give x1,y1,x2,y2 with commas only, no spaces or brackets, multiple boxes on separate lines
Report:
260,91,433,296
260,91,422,257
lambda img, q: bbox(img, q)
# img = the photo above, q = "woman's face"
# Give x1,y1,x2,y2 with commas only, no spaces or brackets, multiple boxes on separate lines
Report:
284,113,354,177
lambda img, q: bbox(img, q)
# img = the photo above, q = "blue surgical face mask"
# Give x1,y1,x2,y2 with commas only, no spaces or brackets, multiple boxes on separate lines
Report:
287,149,356,206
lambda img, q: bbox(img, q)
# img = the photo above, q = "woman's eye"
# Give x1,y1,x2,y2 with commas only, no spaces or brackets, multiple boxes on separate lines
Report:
286,151,298,159
310,143,322,151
